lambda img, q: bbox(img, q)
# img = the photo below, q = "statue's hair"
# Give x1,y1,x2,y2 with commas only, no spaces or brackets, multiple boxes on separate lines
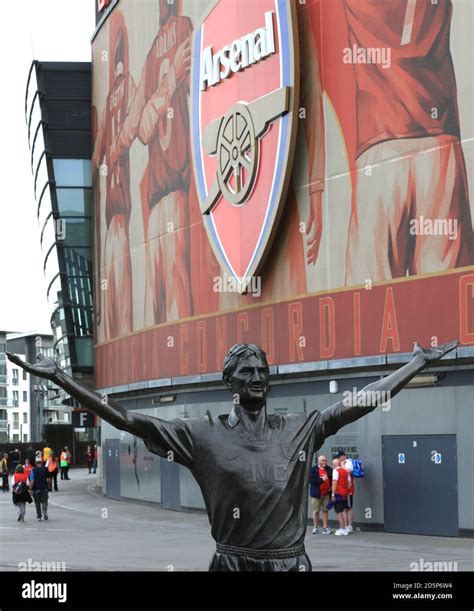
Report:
222,343,269,386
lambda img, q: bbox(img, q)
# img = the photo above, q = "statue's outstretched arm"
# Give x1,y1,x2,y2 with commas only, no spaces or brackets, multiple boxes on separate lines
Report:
321,341,457,438
7,353,152,438
7,352,196,466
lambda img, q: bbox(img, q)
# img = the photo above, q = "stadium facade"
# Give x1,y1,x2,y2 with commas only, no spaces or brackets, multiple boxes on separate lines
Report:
69,0,474,536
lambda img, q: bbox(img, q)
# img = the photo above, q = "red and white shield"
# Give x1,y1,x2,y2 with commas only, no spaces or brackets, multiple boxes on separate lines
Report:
190,0,299,292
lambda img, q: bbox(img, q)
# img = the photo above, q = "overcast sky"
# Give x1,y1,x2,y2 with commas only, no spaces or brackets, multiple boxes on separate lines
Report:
0,0,94,335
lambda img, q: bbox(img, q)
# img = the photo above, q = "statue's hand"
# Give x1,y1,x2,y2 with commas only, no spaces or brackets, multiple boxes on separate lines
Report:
413,340,458,364
6,352,58,381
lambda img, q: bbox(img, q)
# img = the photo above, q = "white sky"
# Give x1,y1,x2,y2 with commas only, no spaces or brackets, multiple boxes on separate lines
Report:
0,0,94,334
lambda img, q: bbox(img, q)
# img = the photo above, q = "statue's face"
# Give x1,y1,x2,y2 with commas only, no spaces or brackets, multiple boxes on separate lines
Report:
229,353,269,412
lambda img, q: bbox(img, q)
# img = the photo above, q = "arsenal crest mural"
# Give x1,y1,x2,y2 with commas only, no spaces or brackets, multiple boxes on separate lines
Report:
92,0,474,387
190,0,299,291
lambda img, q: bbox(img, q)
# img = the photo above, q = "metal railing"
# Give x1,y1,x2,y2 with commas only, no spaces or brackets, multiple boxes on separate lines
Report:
0,419,8,430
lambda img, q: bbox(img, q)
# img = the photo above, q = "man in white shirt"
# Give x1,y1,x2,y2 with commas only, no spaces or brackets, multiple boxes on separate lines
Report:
336,450,354,533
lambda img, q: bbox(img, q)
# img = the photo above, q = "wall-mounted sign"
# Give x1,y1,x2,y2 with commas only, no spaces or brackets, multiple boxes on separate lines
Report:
398,453,405,464
72,411,94,428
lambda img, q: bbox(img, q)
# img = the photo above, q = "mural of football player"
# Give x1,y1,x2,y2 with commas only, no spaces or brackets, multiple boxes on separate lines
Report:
93,11,136,340
260,5,324,301
343,0,474,284
125,0,193,325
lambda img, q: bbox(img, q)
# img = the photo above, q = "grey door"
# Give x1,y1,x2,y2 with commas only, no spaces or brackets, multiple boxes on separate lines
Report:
105,439,121,501
161,458,181,511
382,435,458,536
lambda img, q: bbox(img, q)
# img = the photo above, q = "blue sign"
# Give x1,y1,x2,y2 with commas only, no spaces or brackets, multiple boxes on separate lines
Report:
398,453,405,464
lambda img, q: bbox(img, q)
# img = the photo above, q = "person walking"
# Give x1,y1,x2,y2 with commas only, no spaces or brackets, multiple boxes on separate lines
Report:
331,458,349,536
12,464,32,522
60,447,70,480
11,448,22,471
309,455,332,534
93,444,98,474
1,452,10,493
29,458,49,521
86,445,93,474
25,444,36,465
42,443,52,464
46,452,59,492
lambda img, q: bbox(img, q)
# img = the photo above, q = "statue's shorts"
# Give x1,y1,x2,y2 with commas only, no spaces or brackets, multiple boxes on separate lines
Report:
209,543,312,572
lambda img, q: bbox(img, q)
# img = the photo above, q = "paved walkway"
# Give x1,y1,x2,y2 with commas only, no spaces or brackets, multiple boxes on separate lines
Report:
1,469,472,571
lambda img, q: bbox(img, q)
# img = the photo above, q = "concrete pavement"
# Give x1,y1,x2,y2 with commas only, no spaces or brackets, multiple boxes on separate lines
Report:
1,469,472,571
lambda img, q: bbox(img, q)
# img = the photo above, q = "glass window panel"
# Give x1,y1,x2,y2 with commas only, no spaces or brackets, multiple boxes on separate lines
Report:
70,302,93,336
53,159,92,187
61,218,92,247
56,188,92,216
75,338,93,367
64,247,92,271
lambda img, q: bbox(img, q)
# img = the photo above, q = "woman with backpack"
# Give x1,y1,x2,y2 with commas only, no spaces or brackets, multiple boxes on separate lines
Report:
12,464,32,522
46,452,59,492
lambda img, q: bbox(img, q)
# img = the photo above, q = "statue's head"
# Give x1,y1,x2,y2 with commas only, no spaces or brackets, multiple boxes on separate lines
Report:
223,344,269,412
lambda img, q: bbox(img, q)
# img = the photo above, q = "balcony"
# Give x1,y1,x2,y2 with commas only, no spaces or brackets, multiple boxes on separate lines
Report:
43,415,69,425
0,397,14,407
0,353,6,363
0,419,8,431
0,375,8,385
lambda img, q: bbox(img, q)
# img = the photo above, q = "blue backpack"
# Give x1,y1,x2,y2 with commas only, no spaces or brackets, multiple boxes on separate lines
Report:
352,459,365,478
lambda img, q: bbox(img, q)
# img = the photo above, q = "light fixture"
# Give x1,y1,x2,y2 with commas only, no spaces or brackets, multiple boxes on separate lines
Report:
329,380,338,394
152,394,176,405
406,374,439,388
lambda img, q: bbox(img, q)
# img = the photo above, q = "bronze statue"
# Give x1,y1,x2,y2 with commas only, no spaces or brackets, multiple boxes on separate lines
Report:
7,340,456,571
